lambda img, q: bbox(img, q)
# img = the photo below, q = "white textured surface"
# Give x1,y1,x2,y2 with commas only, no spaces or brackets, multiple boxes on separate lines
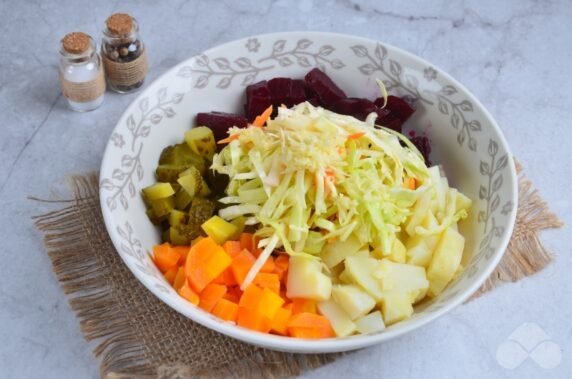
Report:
0,0,570,378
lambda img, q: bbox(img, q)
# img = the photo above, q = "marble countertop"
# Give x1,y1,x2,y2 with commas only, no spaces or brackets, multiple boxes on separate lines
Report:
1,0,570,377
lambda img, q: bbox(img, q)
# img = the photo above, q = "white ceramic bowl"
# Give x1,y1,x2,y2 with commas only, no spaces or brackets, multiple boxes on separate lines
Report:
100,32,518,353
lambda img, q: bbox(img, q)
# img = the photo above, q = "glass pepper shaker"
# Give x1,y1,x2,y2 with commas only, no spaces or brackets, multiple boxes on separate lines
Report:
101,13,148,93
59,32,105,112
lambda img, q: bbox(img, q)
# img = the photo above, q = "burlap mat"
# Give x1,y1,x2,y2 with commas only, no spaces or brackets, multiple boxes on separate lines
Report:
33,162,562,378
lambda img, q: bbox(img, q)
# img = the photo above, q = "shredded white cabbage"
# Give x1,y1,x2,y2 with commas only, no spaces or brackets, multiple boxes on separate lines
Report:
212,102,435,259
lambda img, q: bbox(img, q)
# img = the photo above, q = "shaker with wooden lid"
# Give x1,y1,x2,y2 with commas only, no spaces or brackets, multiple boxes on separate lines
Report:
59,32,105,112
101,13,148,93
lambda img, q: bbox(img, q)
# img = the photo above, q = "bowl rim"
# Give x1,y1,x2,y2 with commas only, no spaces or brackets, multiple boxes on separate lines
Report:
100,31,519,353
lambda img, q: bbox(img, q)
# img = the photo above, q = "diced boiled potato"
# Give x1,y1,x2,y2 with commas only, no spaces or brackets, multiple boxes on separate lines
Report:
405,190,432,236
287,256,332,301
428,166,447,215
450,222,458,232
344,256,383,301
380,292,414,325
388,238,406,263
317,300,356,337
338,269,353,284
355,311,386,334
374,259,429,303
405,210,439,267
455,191,472,212
321,235,362,268
201,215,238,245
331,284,376,320
405,235,439,267
327,263,345,283
427,227,465,297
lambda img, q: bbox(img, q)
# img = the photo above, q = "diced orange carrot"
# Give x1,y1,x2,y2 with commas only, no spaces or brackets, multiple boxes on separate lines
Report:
347,132,365,140
211,298,239,321
238,284,262,310
217,133,241,145
199,283,227,313
271,307,292,336
252,105,273,127
287,313,335,339
259,256,275,273
172,245,190,265
213,268,238,286
237,307,272,333
177,280,199,305
185,237,232,293
223,286,242,303
291,298,317,315
230,249,256,286
253,273,280,294
153,243,179,273
255,287,285,320
284,303,293,311
163,267,178,285
173,267,186,290
407,177,417,190
274,254,289,282
222,240,243,257
239,233,255,252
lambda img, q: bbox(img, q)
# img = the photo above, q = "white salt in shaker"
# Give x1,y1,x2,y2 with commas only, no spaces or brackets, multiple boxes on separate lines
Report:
59,32,105,112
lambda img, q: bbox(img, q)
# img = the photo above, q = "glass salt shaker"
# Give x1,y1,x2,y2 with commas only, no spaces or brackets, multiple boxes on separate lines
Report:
101,13,148,93
59,32,105,112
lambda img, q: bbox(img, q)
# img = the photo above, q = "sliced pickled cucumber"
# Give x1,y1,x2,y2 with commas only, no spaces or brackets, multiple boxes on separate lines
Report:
150,196,175,218
162,228,171,243
156,164,187,183
185,127,216,161
158,143,206,174
142,182,175,201
175,188,193,210
146,208,165,225
189,198,216,223
169,209,188,227
177,166,211,197
230,216,246,240
169,226,190,245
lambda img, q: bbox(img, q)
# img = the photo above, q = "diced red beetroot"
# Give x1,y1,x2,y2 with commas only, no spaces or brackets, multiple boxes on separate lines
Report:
410,136,431,164
303,81,320,106
244,81,272,121
304,68,347,107
374,108,402,133
195,112,248,141
267,78,306,110
290,80,306,105
330,98,378,121
268,78,292,107
375,96,415,122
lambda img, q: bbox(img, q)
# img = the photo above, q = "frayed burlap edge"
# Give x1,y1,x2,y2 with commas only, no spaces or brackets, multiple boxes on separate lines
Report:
33,162,562,378
34,175,155,376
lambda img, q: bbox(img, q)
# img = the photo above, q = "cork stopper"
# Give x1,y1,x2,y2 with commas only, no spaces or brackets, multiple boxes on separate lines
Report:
62,32,91,54
106,13,134,36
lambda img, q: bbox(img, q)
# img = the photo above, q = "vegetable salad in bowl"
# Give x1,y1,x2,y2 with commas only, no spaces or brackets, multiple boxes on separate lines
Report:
142,68,471,339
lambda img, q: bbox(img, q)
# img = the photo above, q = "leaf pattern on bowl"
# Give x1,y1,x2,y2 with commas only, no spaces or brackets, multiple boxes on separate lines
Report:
100,87,185,211
177,54,274,88
257,38,345,72
116,221,170,293
350,43,481,151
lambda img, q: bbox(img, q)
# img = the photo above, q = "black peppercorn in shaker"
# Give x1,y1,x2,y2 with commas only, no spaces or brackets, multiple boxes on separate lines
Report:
101,13,148,93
